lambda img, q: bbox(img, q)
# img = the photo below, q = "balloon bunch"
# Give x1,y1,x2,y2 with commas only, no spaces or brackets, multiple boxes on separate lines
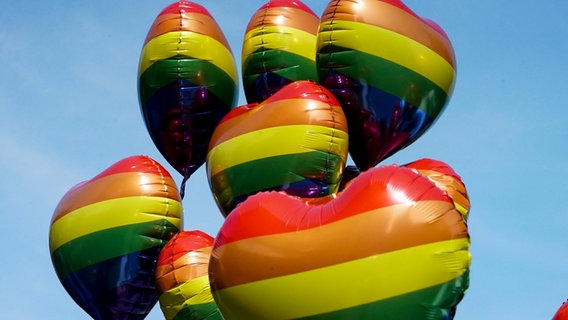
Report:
49,1,471,319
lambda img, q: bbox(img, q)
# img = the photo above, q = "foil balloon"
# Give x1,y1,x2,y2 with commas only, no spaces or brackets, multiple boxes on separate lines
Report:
338,165,360,191
242,0,320,103
210,164,470,319
554,301,568,320
156,231,221,320
49,156,183,320
138,1,238,191
317,0,456,170
404,158,470,220
206,80,349,216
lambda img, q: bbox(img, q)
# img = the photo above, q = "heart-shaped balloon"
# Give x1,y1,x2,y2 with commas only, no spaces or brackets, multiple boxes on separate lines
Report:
209,164,470,319
242,0,320,103
138,1,238,185
49,156,183,320
156,230,221,320
317,0,456,170
206,80,349,216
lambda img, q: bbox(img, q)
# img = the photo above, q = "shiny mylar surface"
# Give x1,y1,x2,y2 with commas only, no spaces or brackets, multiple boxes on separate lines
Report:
138,1,238,181
242,0,319,103
206,80,349,217
553,301,568,320
156,231,221,320
210,164,470,319
404,158,470,220
317,0,456,170
49,156,183,320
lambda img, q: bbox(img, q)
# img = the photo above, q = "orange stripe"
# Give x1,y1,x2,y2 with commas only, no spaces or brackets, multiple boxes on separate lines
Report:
144,12,230,49
51,172,179,223
156,246,212,293
413,168,470,215
320,0,455,66
210,200,467,290
210,100,347,147
246,6,320,35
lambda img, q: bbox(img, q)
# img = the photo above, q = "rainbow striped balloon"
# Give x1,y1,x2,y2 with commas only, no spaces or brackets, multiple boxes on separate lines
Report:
49,156,183,320
242,0,320,103
138,1,238,181
206,80,349,216
317,0,457,170
210,164,470,319
156,231,221,320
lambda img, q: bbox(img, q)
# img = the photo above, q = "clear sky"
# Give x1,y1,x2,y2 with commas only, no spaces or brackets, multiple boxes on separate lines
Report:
1,0,566,319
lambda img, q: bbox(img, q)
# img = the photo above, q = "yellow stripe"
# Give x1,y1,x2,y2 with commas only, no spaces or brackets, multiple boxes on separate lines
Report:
139,31,237,82
214,238,470,319
207,124,349,176
159,275,214,320
455,202,469,219
242,25,317,63
319,20,455,94
50,196,183,252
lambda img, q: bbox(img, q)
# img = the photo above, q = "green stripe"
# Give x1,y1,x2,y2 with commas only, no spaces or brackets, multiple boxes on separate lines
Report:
296,271,469,320
52,220,179,279
242,49,317,83
172,303,222,320
210,151,345,211
317,46,448,119
138,55,237,108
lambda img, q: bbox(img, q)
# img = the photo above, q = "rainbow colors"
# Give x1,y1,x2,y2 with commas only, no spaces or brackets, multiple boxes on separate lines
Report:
404,158,470,220
156,231,221,320
49,156,183,320
138,1,238,179
206,80,349,216
317,0,457,169
210,164,470,319
242,0,320,103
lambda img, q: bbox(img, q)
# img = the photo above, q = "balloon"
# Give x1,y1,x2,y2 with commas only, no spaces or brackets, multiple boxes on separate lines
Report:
317,0,456,170
242,0,320,103
553,301,568,320
404,158,470,220
206,80,349,216
338,164,360,191
209,164,470,319
49,155,183,320
138,1,238,188
156,231,221,320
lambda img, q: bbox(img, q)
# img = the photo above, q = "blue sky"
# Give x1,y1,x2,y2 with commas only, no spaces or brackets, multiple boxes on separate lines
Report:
1,0,566,319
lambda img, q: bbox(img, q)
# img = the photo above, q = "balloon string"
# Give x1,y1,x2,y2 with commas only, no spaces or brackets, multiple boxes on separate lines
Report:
180,174,189,200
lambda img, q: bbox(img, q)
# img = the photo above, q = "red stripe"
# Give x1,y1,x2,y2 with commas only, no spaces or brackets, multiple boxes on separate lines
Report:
216,81,338,126
157,230,214,267
379,0,450,39
404,158,462,182
215,165,452,246
259,0,318,17
91,155,171,181
217,103,258,125
157,1,212,17
263,80,338,104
